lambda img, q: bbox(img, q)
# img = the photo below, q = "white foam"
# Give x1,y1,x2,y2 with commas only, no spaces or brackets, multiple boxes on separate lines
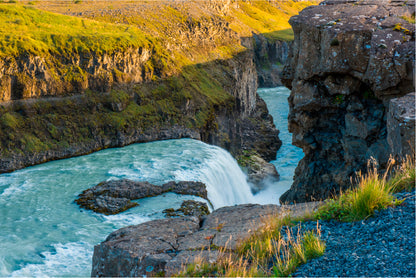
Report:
103,213,152,227
175,145,255,209
10,242,93,277
0,180,34,198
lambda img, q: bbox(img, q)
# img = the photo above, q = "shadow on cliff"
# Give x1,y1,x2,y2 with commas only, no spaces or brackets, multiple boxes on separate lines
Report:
0,47,281,172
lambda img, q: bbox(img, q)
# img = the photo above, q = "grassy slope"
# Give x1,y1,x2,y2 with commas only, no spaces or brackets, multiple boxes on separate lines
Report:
0,4,151,57
0,1,317,158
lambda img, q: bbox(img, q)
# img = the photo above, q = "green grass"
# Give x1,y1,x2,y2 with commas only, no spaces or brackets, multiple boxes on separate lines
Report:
315,156,415,222
229,0,319,41
0,4,151,57
401,14,415,24
178,216,325,277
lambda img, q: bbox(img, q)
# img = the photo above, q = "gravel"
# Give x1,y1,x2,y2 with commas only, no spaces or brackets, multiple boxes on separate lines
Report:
289,190,415,277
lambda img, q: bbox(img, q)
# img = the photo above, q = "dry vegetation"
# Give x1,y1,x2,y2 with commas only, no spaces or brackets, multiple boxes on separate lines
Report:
177,155,415,277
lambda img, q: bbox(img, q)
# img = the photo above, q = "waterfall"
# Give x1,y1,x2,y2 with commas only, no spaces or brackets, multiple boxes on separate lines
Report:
0,83,305,277
175,145,255,209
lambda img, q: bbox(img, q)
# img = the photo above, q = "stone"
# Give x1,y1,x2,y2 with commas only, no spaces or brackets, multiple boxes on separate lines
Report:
241,154,280,192
75,179,210,215
162,181,208,200
280,0,415,204
91,217,200,277
91,202,322,277
163,200,210,219
387,92,416,159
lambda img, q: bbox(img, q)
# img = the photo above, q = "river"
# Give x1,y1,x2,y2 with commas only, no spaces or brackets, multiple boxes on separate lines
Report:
0,86,303,276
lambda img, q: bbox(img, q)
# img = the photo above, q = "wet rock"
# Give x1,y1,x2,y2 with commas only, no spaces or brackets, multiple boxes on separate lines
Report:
75,179,209,215
162,181,208,200
239,154,280,192
163,200,210,219
280,0,415,204
85,196,139,215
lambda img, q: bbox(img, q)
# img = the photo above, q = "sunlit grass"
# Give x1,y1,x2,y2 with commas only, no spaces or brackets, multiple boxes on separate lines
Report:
316,155,415,222
178,215,325,277
0,3,154,57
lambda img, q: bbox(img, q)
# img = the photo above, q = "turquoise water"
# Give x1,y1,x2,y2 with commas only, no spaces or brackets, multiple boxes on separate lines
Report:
258,87,304,191
0,86,303,276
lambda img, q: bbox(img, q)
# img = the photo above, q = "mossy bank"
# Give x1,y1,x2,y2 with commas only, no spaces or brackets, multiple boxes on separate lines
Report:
0,0,316,172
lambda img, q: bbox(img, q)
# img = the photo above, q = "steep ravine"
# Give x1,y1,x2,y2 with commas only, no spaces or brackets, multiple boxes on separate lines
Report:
0,2,296,174
280,0,415,203
0,49,280,174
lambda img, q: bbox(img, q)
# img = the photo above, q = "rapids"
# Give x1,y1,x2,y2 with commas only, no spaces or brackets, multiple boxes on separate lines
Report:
0,86,303,276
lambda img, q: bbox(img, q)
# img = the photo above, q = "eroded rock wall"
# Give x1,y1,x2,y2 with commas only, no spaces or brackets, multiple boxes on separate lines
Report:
280,0,415,203
0,47,155,101
252,34,290,87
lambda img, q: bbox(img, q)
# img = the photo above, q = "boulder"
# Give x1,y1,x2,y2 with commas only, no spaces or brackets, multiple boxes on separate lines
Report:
242,154,280,193
163,200,210,219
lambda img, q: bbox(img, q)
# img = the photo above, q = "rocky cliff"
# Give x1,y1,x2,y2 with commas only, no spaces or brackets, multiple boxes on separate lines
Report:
253,34,290,87
280,0,415,203
0,1,292,175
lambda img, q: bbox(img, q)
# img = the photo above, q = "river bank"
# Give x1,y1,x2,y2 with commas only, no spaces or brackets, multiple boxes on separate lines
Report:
0,87,300,276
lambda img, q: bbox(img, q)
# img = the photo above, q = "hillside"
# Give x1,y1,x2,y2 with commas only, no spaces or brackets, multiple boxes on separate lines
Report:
0,0,316,173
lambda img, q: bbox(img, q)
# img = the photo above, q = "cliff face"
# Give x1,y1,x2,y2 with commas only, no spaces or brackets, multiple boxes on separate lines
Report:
280,0,415,203
0,48,155,101
0,0,318,174
253,34,290,87
0,49,280,172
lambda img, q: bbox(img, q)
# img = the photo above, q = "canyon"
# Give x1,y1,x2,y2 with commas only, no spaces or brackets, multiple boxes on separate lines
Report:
0,0,414,276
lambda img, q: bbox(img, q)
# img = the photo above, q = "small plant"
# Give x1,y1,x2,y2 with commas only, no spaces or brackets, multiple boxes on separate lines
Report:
400,14,415,24
334,94,344,105
393,23,412,35
387,155,415,192
315,156,414,222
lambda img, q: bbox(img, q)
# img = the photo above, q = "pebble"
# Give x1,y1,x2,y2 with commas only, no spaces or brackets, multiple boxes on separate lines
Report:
290,190,415,277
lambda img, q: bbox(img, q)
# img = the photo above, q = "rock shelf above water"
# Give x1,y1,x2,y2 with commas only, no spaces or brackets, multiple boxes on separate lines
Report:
75,179,209,215
91,202,321,277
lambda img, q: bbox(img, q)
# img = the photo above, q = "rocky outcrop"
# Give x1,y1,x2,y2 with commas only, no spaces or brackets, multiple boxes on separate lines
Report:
280,0,415,203
238,152,280,192
163,200,210,219
253,34,290,87
75,179,208,215
387,93,415,159
0,48,154,101
91,202,321,277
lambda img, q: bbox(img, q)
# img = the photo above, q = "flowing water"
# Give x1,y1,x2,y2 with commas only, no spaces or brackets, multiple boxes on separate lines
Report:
0,86,303,277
